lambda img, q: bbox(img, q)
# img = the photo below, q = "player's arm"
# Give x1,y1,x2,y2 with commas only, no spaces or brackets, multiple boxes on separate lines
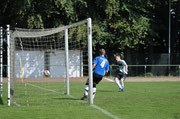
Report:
93,64,96,70
123,60,128,72
92,57,97,70
125,64,128,73
105,61,109,75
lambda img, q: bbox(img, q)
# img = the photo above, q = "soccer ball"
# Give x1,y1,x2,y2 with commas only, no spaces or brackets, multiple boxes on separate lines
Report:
44,70,50,77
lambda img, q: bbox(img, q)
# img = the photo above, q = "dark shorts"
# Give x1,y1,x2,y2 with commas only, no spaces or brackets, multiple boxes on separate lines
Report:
93,73,103,84
115,71,126,80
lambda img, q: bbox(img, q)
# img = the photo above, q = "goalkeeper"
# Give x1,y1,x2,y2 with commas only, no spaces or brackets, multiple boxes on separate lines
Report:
114,54,128,92
81,49,109,100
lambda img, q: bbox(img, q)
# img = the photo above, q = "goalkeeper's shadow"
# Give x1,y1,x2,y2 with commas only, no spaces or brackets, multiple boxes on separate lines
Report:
98,89,115,92
52,97,80,101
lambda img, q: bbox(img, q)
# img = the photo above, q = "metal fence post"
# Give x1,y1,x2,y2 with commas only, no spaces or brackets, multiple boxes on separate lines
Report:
179,65,180,77
144,65,147,77
0,27,3,97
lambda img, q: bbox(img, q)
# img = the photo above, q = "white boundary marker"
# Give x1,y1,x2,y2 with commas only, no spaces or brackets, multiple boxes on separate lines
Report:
27,83,63,94
26,82,120,119
12,102,21,107
68,95,120,119
104,77,114,82
91,104,120,119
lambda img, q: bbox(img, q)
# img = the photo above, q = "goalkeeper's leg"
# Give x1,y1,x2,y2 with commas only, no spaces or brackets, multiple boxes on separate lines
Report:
92,83,97,99
81,82,89,100
84,83,89,96
81,73,101,100
81,82,97,100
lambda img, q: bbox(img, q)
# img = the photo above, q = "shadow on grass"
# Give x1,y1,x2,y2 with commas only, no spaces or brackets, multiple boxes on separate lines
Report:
98,89,115,92
0,97,3,105
52,97,80,101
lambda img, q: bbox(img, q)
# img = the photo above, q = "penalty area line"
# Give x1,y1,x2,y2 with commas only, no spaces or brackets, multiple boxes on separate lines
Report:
26,83,120,119
91,104,120,119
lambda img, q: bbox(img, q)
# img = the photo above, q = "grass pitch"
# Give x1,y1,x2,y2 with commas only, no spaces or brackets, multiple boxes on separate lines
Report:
0,81,180,119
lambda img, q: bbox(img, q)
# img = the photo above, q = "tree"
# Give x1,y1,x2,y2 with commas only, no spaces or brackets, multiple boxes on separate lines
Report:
1,0,178,63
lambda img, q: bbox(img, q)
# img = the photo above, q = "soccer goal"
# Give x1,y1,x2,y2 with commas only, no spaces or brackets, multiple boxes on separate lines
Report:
7,18,93,106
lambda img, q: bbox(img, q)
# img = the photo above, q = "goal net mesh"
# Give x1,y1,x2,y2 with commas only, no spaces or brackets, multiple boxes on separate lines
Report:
10,20,89,106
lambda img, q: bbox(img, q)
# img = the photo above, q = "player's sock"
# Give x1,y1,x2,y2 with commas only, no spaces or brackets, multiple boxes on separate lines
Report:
84,84,89,96
93,87,96,99
121,82,124,89
120,82,125,92
115,78,122,89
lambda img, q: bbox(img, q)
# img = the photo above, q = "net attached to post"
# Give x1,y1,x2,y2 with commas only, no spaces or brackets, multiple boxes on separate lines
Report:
10,19,90,106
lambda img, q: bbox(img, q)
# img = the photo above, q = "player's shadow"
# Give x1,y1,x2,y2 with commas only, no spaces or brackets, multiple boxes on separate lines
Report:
53,97,80,101
98,89,114,92
0,97,3,105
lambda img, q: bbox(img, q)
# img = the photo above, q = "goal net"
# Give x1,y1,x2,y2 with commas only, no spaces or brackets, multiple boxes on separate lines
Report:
8,18,93,106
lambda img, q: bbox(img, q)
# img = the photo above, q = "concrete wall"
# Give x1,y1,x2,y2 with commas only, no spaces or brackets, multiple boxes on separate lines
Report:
15,50,83,78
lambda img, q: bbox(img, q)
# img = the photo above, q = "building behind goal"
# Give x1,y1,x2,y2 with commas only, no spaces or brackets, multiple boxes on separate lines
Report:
6,18,93,106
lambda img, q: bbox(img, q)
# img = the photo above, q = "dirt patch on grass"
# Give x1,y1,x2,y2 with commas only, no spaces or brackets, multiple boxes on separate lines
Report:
2,77,180,83
103,77,180,82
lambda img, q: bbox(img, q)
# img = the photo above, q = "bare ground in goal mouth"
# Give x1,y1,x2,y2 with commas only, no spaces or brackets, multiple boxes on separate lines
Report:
2,77,180,83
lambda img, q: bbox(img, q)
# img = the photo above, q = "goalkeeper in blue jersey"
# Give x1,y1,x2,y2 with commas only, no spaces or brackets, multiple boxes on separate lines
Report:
114,55,128,92
81,49,109,100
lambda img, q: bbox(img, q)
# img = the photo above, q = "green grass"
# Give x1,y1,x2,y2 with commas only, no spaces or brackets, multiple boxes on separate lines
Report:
0,81,180,119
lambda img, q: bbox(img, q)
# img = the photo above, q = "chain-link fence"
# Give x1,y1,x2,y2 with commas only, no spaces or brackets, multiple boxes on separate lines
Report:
109,65,180,77
2,64,180,77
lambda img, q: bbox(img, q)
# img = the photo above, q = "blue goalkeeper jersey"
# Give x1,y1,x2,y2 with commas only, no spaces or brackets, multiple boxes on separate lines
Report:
93,56,109,76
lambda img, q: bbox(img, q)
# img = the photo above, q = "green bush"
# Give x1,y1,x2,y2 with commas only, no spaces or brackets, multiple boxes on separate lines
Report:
145,72,153,77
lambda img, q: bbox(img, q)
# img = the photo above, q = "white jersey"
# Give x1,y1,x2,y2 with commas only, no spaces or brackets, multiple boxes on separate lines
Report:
117,60,128,74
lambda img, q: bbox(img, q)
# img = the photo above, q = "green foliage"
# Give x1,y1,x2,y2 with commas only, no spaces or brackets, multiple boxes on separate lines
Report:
172,0,178,2
0,0,178,54
145,72,154,77
89,0,153,51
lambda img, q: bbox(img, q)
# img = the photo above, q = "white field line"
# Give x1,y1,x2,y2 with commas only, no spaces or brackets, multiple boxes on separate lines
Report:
28,83,120,119
91,104,120,119
27,83,64,94
104,77,114,82
68,95,120,119
12,101,21,107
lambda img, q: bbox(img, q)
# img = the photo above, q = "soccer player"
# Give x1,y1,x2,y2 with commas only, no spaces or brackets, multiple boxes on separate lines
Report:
114,55,128,92
81,48,109,100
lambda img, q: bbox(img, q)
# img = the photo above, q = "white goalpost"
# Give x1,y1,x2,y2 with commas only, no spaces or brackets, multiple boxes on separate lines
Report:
0,27,3,98
7,18,93,106
7,25,11,106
